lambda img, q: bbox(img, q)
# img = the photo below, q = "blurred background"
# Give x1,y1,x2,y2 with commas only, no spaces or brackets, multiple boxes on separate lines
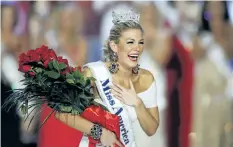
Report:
1,1,233,147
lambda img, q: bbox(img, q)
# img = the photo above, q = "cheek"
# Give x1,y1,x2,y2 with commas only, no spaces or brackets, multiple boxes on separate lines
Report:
118,49,129,61
139,44,144,49
138,44,144,53
117,46,129,61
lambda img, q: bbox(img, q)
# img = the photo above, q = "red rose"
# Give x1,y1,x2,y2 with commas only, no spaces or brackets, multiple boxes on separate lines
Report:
43,59,52,68
28,71,36,76
78,66,82,72
48,49,57,60
19,53,30,64
70,67,75,72
35,45,49,55
26,50,34,56
71,66,82,72
57,56,68,65
25,49,42,63
19,53,26,63
18,65,31,73
41,53,50,62
61,67,71,75
30,52,41,62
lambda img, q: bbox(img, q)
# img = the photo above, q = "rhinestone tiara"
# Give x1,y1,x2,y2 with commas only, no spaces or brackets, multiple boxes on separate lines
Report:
112,8,140,25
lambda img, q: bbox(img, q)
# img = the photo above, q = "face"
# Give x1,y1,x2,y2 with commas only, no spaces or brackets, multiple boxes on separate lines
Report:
208,1,225,36
191,36,206,61
2,6,15,31
140,3,159,26
176,2,201,33
110,29,144,69
224,24,233,59
59,8,83,31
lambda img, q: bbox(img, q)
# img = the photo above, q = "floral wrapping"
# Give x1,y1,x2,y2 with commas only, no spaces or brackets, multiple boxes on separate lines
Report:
81,105,121,147
3,45,120,147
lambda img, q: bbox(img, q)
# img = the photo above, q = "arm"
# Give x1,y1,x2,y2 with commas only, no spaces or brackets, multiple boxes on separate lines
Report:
54,67,96,134
78,38,88,65
135,99,159,136
135,72,159,136
111,70,159,136
55,67,122,146
151,30,172,66
55,112,95,134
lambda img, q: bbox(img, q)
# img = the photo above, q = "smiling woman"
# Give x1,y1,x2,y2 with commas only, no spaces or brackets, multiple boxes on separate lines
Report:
39,8,159,147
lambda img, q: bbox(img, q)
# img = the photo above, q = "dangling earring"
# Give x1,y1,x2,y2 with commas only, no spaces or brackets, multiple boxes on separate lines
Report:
109,52,119,74
132,64,140,75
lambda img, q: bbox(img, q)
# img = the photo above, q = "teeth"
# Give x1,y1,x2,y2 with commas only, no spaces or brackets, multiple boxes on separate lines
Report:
128,55,139,58
128,55,138,61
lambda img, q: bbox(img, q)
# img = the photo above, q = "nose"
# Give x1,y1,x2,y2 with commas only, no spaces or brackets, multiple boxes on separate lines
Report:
134,43,142,51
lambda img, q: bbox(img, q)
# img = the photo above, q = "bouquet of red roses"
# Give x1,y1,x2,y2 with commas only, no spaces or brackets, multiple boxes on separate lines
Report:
4,45,96,116
3,45,121,147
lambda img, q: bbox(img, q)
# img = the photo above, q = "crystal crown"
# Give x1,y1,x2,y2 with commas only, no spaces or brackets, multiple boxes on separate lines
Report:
112,9,140,24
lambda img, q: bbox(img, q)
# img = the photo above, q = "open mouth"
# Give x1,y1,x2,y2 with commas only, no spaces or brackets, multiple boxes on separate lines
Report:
128,54,139,62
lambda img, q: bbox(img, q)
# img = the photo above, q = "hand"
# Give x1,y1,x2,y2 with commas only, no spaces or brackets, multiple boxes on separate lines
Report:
110,80,141,107
100,128,123,147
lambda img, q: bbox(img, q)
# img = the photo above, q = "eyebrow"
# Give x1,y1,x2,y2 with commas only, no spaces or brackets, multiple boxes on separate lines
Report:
126,38,144,41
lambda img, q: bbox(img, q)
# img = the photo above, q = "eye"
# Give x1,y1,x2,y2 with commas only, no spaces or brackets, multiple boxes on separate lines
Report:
127,41,134,44
139,42,144,44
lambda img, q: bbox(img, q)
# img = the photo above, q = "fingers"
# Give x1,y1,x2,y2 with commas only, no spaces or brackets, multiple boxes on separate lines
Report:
112,91,122,99
110,85,122,94
110,86,122,95
129,79,135,91
114,139,123,147
114,95,124,103
111,90,123,101
112,82,124,91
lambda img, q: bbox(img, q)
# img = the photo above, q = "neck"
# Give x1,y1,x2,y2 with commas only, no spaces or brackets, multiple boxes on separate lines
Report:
115,62,133,81
59,28,75,38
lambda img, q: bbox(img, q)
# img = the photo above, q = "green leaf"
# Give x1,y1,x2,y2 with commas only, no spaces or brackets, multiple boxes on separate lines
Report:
38,61,44,66
66,79,75,84
45,71,60,79
52,60,60,71
34,67,43,73
73,70,82,78
87,77,96,81
71,109,80,115
58,63,66,70
41,77,47,83
66,73,74,80
59,106,72,112
48,62,53,69
20,102,28,115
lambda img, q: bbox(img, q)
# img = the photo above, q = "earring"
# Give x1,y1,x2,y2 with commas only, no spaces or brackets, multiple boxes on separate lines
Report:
132,64,140,75
109,52,119,74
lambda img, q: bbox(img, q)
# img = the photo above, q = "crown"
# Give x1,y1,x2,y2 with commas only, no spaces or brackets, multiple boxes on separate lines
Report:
112,9,140,25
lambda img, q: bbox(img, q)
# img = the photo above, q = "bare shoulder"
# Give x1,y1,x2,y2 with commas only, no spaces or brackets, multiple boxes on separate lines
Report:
82,67,99,96
138,68,155,89
82,66,93,78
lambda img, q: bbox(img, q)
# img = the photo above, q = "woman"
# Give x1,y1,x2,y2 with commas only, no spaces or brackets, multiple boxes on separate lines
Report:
190,2,233,147
137,2,171,147
44,2,87,67
46,9,159,147
1,3,38,147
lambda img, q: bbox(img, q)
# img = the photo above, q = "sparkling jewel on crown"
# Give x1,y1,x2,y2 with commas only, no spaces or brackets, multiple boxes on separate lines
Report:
112,9,140,24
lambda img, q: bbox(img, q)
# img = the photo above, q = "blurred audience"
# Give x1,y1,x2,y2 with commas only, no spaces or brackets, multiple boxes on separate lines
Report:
1,2,38,147
1,1,232,147
191,2,233,147
137,2,171,147
44,2,87,67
